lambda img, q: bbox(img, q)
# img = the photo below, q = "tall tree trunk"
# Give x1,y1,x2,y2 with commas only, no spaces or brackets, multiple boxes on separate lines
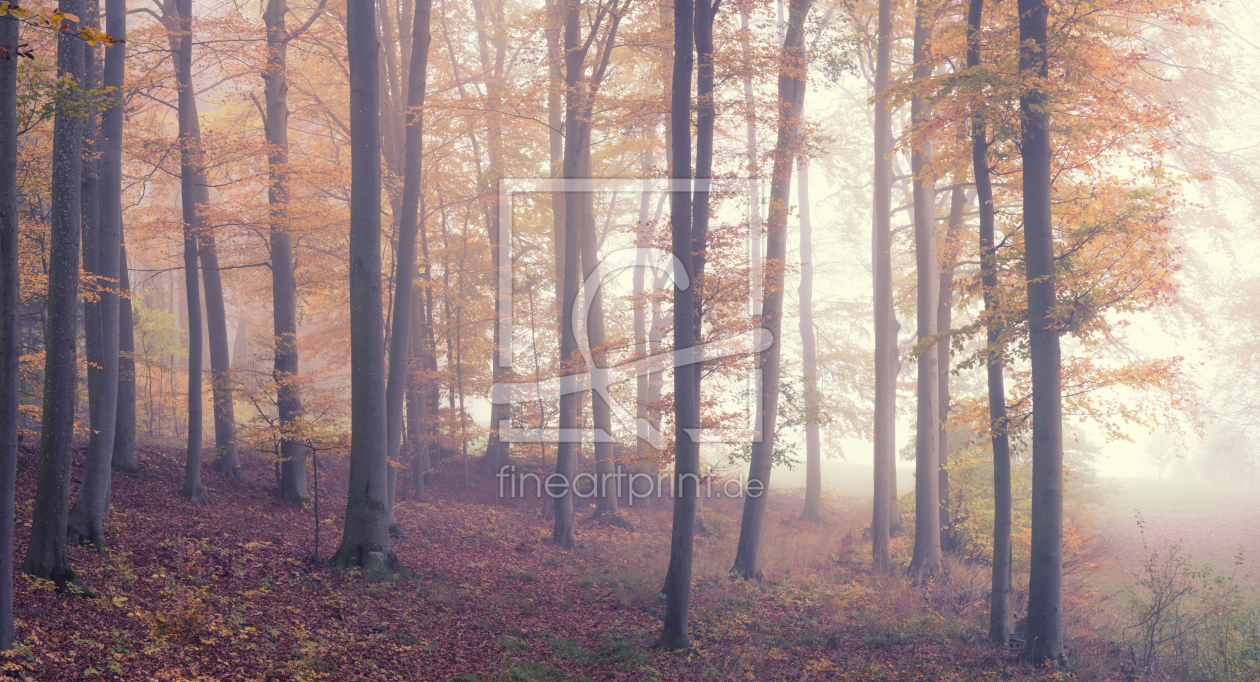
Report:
936,184,967,552
82,0,101,458
546,0,565,324
907,0,942,577
265,0,308,505
330,0,398,572
967,0,1012,646
176,0,208,506
385,0,432,533
70,0,123,545
114,242,138,476
688,0,717,535
633,147,654,506
24,0,85,584
657,0,696,650
797,97,822,523
477,0,511,475
552,0,584,549
1019,0,1063,664
197,138,245,481
731,0,810,581
870,0,895,571
580,136,619,519
406,282,430,501
0,1,20,646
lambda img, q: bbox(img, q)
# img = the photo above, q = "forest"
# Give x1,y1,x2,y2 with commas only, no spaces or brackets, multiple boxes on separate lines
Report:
3,0,1260,679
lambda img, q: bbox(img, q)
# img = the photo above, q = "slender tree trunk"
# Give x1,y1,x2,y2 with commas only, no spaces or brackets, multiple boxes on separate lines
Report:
477,0,511,475
657,0,697,650
114,242,137,475
936,184,967,552
546,0,565,322
197,148,245,481
385,0,432,533
870,0,895,571
731,0,810,581
407,286,429,500
797,102,822,523
268,2,304,499
176,0,208,506
967,0,1012,646
24,0,85,584
633,147,654,506
1019,0,1063,664
264,0,309,505
70,0,123,545
0,2,20,646
907,0,942,576
82,0,101,458
576,138,618,519
685,0,718,539
552,0,585,549
330,0,398,572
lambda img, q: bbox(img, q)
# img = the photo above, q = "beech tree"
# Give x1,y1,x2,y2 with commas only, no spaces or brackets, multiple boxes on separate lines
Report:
657,0,696,649
174,0,208,506
114,242,137,475
551,0,626,546
330,0,398,572
868,0,895,571
907,0,941,577
731,0,810,581
1019,0,1063,664
0,0,19,647
24,0,85,583
964,0,1013,647
263,0,308,505
797,93,821,523
384,0,433,532
69,0,124,545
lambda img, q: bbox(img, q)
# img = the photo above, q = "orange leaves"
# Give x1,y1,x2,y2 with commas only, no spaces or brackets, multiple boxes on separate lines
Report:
0,2,123,49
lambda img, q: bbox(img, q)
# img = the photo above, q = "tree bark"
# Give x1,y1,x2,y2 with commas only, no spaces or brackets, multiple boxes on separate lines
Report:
633,147,654,506
330,0,398,572
1019,0,1063,664
870,0,895,571
385,0,432,532
70,0,123,546
546,0,565,325
657,0,696,650
580,136,619,519
907,0,942,577
197,149,245,481
797,99,822,523
0,1,20,646
731,0,810,581
264,0,308,505
114,242,138,476
552,0,584,550
686,0,718,537
82,0,101,458
176,0,208,506
967,0,1012,646
936,184,967,552
24,0,86,584
477,0,511,474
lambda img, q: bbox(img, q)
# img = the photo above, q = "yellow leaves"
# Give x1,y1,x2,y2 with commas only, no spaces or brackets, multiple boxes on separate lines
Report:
0,3,122,47
110,595,128,608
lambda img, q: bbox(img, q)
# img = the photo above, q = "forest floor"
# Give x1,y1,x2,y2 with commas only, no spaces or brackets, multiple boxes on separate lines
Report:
12,446,1127,681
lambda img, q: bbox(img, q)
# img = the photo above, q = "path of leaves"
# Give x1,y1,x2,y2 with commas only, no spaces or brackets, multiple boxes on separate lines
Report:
11,446,1087,681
